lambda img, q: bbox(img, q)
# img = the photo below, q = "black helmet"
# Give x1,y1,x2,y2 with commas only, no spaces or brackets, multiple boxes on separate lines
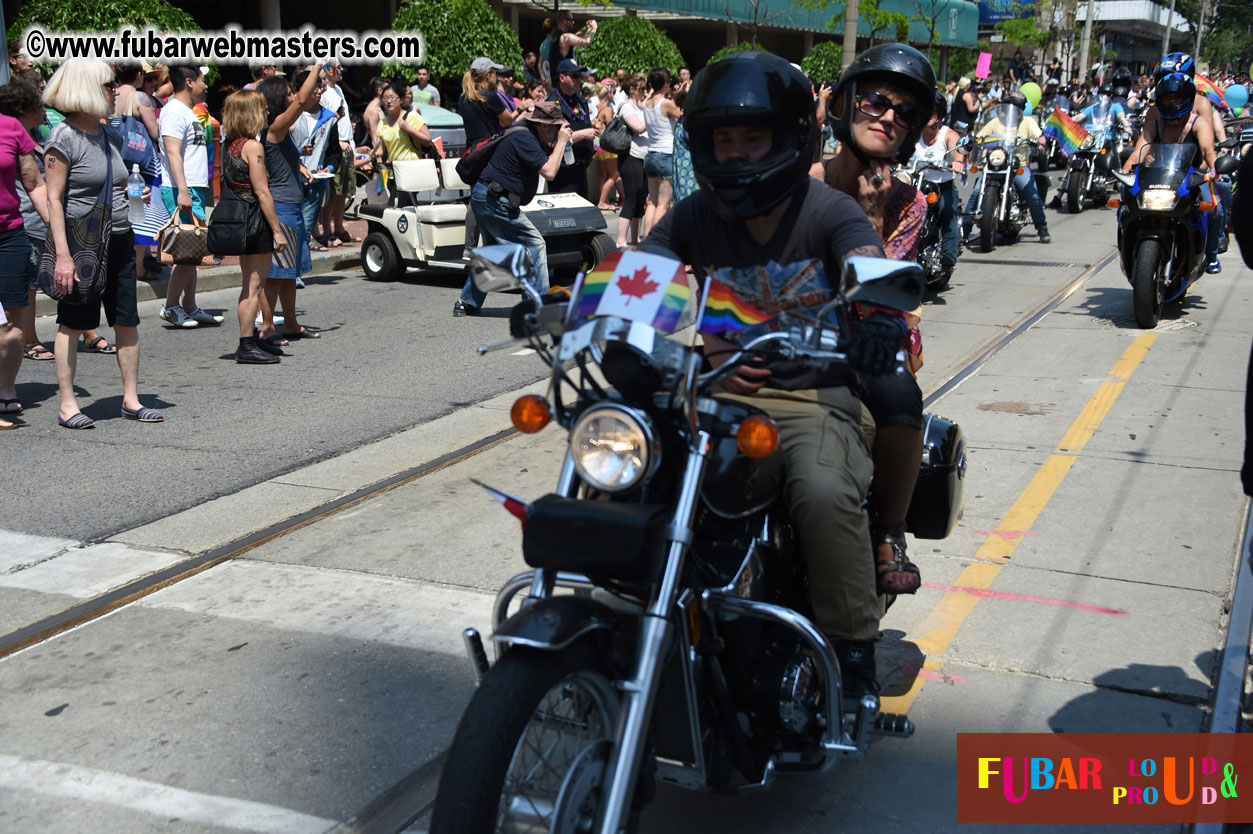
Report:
1098,83,1114,97
685,52,818,220
932,90,949,123
1006,91,1027,110
830,42,936,164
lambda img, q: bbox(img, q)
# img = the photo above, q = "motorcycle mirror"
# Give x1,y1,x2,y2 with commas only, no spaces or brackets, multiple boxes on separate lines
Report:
470,244,531,293
1111,170,1135,187
841,257,925,313
1215,154,1240,176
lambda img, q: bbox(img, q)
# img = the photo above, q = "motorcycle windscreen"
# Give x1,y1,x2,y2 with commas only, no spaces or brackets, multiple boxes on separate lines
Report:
973,104,1025,167
1130,144,1197,191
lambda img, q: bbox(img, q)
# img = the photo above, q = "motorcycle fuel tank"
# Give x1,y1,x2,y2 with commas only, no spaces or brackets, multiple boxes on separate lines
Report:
700,399,785,519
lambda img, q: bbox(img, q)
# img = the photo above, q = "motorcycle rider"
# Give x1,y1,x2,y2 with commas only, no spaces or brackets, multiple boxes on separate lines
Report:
963,91,1052,244
645,52,907,704
1074,83,1133,135
913,91,963,270
1122,70,1223,273
812,42,936,599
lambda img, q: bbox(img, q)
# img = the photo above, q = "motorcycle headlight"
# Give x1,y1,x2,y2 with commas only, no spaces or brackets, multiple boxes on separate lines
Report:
988,148,1008,169
570,405,657,493
1080,135,1097,151
1138,191,1178,211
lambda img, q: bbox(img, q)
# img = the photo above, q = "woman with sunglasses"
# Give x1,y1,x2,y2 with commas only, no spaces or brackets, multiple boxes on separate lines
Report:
810,43,935,600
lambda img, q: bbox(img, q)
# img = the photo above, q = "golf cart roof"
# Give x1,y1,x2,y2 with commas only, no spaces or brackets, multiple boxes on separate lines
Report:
416,104,463,128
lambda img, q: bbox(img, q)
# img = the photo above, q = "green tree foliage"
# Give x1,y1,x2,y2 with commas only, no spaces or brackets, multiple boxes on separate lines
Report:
13,0,198,36
994,17,1051,51
578,15,685,76
384,0,523,85
793,0,907,43
946,41,992,80
801,40,842,83
708,42,773,64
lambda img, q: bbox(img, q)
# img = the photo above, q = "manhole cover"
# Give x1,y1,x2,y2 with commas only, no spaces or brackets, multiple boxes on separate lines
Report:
1101,314,1199,332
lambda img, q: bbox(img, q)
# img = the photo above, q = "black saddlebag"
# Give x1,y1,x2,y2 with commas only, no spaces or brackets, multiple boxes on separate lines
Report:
905,414,967,539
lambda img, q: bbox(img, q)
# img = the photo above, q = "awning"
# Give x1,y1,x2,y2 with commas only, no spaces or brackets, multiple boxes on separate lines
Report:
619,0,980,47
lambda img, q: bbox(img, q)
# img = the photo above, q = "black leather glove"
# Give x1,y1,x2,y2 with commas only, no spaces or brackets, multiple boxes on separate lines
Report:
846,313,908,377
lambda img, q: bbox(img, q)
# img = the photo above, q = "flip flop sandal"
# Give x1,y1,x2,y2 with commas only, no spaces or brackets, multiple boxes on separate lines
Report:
121,405,164,422
24,343,54,361
81,335,118,354
0,419,18,430
58,412,94,429
309,238,328,252
0,398,22,414
335,231,358,244
282,326,321,340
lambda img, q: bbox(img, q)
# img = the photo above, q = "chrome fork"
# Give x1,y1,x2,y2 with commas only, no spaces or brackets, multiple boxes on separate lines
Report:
595,431,711,834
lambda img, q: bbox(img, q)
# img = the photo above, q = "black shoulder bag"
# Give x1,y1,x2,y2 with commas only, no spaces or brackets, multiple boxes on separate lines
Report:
37,131,113,305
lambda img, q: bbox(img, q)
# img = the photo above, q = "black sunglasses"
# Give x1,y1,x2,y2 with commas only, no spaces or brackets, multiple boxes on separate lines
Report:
854,90,918,129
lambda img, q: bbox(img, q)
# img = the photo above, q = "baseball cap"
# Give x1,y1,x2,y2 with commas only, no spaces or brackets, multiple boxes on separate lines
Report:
471,57,507,74
556,59,588,76
498,65,515,77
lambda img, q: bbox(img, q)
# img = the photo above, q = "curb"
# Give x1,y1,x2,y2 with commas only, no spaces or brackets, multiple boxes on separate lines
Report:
33,249,362,318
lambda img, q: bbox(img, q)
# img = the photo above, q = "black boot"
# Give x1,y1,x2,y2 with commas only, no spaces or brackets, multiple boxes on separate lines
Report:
835,640,880,712
237,337,279,364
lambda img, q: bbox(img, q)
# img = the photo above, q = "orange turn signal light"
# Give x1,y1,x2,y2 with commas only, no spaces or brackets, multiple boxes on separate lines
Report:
1199,200,1216,212
1016,166,1025,176
969,165,978,173
511,395,551,434
1107,198,1121,208
737,415,779,459
926,192,939,205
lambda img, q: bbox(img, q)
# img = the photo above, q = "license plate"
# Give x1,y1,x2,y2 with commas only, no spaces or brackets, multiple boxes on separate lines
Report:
552,218,576,229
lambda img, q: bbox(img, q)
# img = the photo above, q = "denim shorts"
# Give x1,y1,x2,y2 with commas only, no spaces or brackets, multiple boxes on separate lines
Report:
0,224,33,309
643,151,673,180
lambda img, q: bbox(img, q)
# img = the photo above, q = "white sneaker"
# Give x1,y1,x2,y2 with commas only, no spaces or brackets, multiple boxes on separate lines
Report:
254,314,285,328
160,305,198,328
186,307,224,325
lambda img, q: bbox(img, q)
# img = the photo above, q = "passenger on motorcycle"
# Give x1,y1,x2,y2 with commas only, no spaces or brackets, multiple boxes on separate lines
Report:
645,52,904,701
1123,71,1224,273
811,42,936,599
963,92,1051,243
912,91,963,270
1074,84,1133,135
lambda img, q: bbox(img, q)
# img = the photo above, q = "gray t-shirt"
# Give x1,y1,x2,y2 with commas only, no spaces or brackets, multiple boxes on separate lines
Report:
45,121,130,235
17,143,45,240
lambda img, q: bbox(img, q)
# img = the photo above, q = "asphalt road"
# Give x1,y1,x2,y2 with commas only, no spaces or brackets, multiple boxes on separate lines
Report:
6,264,552,542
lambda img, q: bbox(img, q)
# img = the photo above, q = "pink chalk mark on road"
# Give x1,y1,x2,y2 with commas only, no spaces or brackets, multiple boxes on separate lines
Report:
917,667,969,685
921,583,1128,616
973,529,1039,540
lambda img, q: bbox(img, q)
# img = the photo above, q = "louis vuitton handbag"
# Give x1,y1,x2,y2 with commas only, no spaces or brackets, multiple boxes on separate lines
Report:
159,213,214,267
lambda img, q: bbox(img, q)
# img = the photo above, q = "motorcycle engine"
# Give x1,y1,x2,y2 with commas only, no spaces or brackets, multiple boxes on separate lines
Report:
751,640,822,736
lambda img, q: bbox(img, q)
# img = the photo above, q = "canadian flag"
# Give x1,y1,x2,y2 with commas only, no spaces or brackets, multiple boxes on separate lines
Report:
580,249,687,326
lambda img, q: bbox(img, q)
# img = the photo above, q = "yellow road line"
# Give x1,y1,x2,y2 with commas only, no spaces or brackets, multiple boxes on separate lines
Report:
881,333,1158,715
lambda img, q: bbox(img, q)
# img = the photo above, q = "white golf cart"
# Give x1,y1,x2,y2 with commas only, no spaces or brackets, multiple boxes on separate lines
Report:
359,106,615,282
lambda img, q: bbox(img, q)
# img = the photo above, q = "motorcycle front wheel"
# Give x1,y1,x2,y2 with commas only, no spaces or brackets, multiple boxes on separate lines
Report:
979,185,1000,253
1067,171,1085,214
1132,238,1164,329
431,638,624,834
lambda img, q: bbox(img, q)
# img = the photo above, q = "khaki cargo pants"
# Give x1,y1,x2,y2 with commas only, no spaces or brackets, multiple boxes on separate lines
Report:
717,385,881,642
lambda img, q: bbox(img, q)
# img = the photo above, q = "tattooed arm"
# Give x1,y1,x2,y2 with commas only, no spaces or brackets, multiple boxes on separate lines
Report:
842,243,886,262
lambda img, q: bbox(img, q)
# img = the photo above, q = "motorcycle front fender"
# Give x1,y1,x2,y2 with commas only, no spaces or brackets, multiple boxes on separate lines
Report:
492,594,618,651
1070,156,1088,172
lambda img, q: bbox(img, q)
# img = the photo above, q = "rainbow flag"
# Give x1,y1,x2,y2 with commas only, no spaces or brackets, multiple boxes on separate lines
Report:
573,249,692,334
1195,74,1229,111
1041,107,1088,157
698,279,774,334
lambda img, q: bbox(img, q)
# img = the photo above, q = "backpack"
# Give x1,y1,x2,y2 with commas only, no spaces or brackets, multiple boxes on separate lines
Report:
454,126,528,187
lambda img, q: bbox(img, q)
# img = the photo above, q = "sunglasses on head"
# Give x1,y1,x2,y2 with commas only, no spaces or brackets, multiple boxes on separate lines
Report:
854,90,918,129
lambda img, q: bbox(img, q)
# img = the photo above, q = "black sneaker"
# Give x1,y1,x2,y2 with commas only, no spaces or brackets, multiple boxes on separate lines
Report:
453,300,479,317
835,640,880,712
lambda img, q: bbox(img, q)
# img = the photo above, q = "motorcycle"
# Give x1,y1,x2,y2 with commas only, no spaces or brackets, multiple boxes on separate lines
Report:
1113,144,1238,328
970,103,1037,253
902,154,962,291
1065,98,1129,214
430,245,967,834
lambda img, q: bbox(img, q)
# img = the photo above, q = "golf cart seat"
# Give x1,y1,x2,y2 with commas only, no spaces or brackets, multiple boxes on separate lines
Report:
392,159,466,223
439,158,471,193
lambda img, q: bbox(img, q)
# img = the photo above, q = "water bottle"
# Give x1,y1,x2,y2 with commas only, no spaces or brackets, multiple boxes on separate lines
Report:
127,164,145,225
563,141,574,166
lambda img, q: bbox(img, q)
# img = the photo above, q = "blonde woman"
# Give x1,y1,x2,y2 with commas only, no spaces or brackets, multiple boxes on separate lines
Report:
44,58,162,427
220,90,287,364
592,82,620,210
457,57,513,260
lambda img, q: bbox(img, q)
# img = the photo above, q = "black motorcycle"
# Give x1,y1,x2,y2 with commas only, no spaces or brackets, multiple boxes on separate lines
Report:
903,156,962,291
1065,99,1129,214
1034,96,1072,172
1114,144,1238,328
430,245,966,834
